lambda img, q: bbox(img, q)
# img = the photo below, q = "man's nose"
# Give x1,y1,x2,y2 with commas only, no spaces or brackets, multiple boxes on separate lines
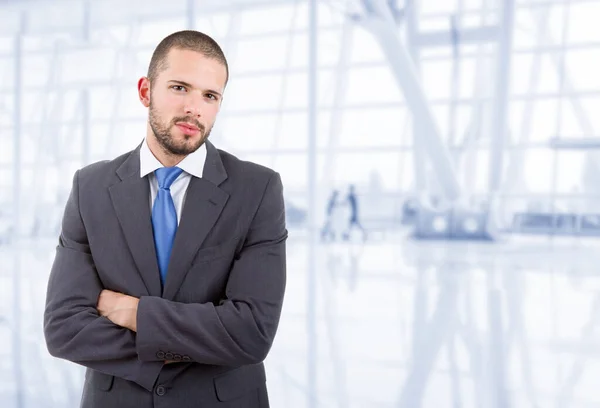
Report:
183,95,203,118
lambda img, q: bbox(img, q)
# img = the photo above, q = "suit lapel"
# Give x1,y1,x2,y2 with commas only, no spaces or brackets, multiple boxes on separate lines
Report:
163,141,229,300
108,144,163,297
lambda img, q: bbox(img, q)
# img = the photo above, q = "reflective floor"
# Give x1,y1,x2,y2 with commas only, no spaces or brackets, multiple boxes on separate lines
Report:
2,230,600,407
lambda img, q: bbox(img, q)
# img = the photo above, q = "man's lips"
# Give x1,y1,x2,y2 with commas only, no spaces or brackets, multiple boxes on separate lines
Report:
176,122,200,131
175,122,202,135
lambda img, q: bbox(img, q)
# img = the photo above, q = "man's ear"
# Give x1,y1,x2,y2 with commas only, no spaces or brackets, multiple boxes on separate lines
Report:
138,77,151,108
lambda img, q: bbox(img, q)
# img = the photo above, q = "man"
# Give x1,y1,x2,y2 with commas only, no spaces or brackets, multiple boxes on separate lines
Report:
43,30,287,408
342,184,366,242
320,189,339,242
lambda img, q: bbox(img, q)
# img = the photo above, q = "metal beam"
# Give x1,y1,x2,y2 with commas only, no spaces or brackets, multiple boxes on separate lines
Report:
0,0,305,35
550,137,600,149
405,0,427,194
415,25,499,47
269,0,302,166
187,0,196,29
81,0,91,166
488,0,515,194
7,39,600,61
11,13,24,408
307,1,318,407
502,6,551,195
321,14,354,190
357,0,461,201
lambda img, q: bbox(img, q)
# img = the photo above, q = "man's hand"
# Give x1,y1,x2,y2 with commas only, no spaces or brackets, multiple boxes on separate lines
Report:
97,289,139,332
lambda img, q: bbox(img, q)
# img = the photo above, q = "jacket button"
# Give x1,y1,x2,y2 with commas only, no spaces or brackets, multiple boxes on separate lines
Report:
182,355,191,362
156,385,166,396
165,352,174,359
156,351,165,359
173,354,182,361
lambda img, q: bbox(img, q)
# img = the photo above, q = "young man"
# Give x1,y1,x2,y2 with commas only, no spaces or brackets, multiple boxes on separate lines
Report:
43,30,287,408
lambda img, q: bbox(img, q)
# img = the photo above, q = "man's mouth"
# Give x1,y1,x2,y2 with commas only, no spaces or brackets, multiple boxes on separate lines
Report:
175,122,201,135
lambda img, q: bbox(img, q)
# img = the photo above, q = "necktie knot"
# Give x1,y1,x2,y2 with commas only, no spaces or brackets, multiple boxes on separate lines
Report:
155,167,183,190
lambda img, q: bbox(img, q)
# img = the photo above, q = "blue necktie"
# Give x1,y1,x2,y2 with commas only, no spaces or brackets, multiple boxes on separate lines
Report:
152,166,184,286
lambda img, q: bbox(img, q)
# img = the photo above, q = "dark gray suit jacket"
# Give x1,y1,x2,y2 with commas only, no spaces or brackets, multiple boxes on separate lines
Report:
43,140,287,408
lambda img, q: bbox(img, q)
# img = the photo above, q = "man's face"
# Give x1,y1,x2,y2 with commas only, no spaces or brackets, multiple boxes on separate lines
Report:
143,48,227,156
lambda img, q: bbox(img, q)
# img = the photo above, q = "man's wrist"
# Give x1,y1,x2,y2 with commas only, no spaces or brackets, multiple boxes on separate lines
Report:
127,297,139,332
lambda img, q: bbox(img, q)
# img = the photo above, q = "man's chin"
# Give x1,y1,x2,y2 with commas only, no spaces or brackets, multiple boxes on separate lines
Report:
164,139,205,156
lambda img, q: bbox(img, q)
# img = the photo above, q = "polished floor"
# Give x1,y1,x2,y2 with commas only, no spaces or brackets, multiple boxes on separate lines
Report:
2,230,600,407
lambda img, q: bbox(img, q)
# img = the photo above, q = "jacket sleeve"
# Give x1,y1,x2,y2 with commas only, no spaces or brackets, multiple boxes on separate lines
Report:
135,171,287,366
43,170,163,391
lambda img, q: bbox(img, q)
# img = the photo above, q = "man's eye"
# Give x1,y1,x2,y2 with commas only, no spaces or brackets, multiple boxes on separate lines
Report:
172,85,186,92
206,94,217,100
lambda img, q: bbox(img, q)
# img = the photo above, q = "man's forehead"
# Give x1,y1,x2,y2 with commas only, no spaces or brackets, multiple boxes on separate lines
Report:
160,50,226,88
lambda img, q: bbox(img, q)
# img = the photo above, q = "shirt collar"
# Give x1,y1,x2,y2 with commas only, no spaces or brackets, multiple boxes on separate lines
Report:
140,137,206,179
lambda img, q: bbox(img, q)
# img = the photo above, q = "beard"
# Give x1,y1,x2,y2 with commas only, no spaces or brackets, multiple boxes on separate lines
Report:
148,102,211,156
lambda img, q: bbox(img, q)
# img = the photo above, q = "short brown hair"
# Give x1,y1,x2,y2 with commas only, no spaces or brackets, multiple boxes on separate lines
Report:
147,30,229,86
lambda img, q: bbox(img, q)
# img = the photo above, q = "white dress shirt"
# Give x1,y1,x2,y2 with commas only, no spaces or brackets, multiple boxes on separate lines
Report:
139,138,207,225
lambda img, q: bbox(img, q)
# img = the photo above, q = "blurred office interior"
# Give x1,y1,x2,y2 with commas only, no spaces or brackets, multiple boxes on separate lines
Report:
2,0,600,406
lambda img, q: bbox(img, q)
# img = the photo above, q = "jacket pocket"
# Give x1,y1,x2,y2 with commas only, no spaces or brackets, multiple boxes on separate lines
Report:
213,364,266,402
91,370,114,391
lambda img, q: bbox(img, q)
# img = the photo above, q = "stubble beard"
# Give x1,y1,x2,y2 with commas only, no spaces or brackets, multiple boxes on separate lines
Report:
148,101,211,156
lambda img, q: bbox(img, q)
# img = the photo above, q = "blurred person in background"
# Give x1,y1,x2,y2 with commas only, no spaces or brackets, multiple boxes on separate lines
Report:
321,189,340,241
343,184,367,242
43,30,287,408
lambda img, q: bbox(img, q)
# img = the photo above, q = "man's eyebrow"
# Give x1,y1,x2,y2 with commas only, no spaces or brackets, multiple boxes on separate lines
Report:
206,89,223,97
168,80,194,88
167,80,222,97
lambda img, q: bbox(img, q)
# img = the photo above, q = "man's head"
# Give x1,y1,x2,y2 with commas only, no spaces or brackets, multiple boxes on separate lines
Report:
138,30,229,157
